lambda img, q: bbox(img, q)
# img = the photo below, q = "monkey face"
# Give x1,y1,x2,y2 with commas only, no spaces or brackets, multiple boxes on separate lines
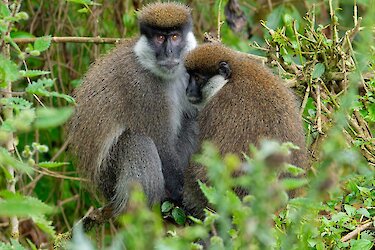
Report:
139,23,193,74
186,61,231,108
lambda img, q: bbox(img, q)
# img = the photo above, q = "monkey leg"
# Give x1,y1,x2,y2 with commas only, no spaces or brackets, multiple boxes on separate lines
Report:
106,133,166,215
80,133,166,231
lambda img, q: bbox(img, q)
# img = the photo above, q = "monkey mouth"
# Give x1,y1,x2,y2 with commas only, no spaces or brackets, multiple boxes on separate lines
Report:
158,60,180,70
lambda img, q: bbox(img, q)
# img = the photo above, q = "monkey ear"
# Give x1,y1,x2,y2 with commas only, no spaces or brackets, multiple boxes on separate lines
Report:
218,61,231,79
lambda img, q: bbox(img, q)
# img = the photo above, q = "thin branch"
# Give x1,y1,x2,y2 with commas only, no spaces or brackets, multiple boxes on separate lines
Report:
12,36,124,44
341,220,373,242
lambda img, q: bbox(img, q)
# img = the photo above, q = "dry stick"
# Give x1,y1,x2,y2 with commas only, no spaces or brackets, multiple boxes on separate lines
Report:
217,0,223,41
1,0,20,240
12,37,124,44
341,221,373,242
316,84,323,134
300,85,311,116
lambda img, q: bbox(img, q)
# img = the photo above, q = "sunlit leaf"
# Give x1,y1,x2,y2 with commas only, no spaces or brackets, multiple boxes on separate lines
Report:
34,107,73,129
0,147,33,174
0,191,53,217
38,161,70,168
33,36,51,52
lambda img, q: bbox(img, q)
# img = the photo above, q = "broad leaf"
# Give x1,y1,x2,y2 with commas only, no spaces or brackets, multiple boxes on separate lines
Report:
34,107,73,129
34,36,52,52
0,147,33,174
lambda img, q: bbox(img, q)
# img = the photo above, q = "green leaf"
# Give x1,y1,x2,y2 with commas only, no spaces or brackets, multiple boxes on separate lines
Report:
356,208,370,218
0,55,21,86
344,204,356,217
198,180,216,205
67,0,101,6
26,78,75,103
161,201,174,213
33,36,51,52
312,63,325,79
32,215,55,236
34,107,73,129
0,147,33,174
171,207,186,225
281,178,308,190
0,191,53,217
0,3,11,17
78,7,89,13
0,239,26,250
350,239,373,250
0,97,32,110
38,161,70,168
283,164,305,176
366,103,375,122
20,70,50,78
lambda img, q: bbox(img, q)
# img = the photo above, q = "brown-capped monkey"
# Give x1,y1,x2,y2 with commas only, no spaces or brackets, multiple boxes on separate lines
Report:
183,43,308,218
67,2,198,230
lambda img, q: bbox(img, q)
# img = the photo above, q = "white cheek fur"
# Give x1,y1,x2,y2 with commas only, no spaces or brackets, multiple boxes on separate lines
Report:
133,32,197,80
201,75,228,104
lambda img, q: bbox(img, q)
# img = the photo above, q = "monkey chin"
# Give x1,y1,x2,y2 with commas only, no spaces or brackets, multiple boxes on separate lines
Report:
156,64,185,80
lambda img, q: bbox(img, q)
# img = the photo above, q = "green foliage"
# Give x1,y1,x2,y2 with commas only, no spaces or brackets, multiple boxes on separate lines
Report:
1,0,374,248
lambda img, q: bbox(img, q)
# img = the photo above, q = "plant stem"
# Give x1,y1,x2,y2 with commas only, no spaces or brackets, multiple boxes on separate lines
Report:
1,0,20,240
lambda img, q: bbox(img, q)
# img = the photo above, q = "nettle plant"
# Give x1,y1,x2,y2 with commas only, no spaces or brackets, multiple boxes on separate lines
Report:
0,2,73,248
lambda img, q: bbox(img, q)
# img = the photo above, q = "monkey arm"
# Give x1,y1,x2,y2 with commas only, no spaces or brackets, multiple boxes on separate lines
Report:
176,107,199,170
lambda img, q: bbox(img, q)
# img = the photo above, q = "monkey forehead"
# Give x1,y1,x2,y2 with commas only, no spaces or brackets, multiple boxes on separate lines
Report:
185,43,232,72
138,2,192,28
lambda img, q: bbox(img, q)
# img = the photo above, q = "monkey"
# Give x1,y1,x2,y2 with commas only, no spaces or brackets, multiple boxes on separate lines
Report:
66,2,198,230
182,43,308,218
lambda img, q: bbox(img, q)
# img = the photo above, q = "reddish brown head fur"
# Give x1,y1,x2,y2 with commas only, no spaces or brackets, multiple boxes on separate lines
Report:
138,2,192,28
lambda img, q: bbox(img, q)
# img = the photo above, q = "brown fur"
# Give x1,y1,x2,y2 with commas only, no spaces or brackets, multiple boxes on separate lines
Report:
68,38,167,185
183,43,308,217
137,2,192,28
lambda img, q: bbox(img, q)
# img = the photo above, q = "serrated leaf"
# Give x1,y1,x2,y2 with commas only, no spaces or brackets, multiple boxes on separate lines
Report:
34,36,51,52
38,161,70,168
32,215,55,236
350,239,373,250
0,55,20,86
0,191,53,217
0,147,33,174
20,70,50,78
26,78,75,103
198,180,216,205
281,178,308,190
312,63,325,79
171,207,186,225
34,107,73,129
0,239,26,250
0,97,32,110
161,201,174,213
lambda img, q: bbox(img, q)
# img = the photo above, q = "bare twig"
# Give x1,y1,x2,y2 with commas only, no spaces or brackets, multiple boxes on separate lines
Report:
341,220,374,242
12,36,124,44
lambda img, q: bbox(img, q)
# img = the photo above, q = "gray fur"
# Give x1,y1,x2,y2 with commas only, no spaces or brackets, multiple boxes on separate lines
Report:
68,34,198,222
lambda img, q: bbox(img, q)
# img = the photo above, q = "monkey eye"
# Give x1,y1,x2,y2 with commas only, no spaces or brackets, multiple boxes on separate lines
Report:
171,33,181,42
194,75,200,81
155,35,165,44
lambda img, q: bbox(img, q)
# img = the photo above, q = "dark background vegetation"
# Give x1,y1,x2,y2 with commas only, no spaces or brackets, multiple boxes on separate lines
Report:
0,0,374,249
